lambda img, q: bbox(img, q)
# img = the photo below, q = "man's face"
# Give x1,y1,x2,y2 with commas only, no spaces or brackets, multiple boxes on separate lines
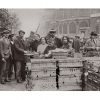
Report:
4,33,9,38
35,35,40,40
63,37,68,43
91,35,95,39
19,32,25,38
50,32,55,38
41,38,46,44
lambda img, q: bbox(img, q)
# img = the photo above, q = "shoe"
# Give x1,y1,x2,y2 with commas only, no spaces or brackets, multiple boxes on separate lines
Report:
22,79,26,82
17,80,22,83
5,79,11,82
1,81,6,84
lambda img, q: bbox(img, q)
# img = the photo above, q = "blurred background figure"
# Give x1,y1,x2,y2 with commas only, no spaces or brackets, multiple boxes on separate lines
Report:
30,34,40,52
72,35,81,53
37,37,47,55
62,36,70,49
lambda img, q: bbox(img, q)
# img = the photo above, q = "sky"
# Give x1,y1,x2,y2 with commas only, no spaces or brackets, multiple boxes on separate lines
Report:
8,9,48,37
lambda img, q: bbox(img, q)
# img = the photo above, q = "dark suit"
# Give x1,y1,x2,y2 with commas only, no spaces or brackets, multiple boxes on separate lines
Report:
8,41,16,79
54,37,62,48
72,39,81,53
14,36,26,82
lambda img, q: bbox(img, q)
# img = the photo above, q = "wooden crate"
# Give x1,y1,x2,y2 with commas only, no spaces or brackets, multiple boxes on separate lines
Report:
58,58,83,68
58,75,82,91
32,77,56,91
31,59,56,70
31,69,56,79
52,51,74,59
59,67,82,76
59,75,81,84
59,84,82,91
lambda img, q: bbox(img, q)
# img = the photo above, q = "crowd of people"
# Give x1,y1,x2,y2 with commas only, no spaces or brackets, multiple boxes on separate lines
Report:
0,28,99,85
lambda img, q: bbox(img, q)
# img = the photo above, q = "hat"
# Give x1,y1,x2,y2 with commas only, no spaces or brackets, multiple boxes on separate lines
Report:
0,29,11,35
8,34,14,38
90,31,97,36
49,29,56,33
19,30,25,34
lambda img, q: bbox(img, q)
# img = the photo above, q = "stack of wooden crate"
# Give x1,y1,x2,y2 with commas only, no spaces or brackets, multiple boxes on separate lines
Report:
30,59,57,90
86,71,100,91
84,57,100,91
58,58,83,91
29,58,83,91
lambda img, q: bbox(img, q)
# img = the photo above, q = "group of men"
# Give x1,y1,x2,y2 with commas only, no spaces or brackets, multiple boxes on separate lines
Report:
0,30,27,84
0,27,99,85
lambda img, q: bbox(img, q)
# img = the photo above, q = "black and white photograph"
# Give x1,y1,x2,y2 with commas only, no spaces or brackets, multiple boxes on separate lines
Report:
1,8,100,91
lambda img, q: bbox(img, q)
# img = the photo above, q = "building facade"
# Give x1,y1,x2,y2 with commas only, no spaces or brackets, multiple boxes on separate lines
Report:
46,9,100,38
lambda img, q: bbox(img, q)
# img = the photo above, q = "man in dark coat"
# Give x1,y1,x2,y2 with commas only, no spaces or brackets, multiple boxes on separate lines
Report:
8,34,16,80
72,36,81,53
14,30,27,83
30,34,40,52
46,29,62,48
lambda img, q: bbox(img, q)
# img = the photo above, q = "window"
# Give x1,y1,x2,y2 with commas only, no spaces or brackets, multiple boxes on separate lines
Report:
79,21,88,28
63,23,67,34
69,22,76,34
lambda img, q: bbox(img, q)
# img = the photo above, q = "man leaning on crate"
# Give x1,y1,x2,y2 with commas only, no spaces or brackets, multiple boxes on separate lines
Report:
13,30,27,83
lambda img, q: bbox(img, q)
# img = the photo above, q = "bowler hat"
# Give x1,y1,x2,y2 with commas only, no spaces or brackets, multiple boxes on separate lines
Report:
90,31,97,36
49,29,56,33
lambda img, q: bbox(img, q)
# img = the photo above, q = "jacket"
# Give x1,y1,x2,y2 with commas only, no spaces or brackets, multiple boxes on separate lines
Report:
13,36,26,61
0,38,11,60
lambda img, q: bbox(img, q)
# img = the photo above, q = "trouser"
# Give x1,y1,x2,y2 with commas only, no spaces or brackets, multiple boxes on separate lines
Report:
15,61,26,81
8,57,16,79
0,58,10,82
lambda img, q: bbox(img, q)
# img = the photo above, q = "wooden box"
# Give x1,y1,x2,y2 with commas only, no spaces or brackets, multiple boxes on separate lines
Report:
31,69,56,79
58,58,83,68
31,59,56,70
32,77,56,91
59,67,82,76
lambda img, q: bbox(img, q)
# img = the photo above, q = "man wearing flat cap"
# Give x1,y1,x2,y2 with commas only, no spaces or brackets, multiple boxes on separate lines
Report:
13,30,27,83
0,29,12,84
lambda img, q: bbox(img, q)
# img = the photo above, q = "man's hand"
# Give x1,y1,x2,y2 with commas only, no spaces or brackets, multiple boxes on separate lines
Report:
2,58,6,62
24,51,28,54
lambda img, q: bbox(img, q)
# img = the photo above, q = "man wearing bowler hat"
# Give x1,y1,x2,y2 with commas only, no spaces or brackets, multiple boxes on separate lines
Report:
84,31,98,56
46,29,62,48
85,31,98,48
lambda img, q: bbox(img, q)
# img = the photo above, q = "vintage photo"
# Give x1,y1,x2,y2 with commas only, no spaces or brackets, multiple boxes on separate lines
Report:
0,9,100,91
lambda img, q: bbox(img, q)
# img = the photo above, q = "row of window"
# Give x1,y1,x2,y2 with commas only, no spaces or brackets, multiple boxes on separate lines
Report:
58,21,89,34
